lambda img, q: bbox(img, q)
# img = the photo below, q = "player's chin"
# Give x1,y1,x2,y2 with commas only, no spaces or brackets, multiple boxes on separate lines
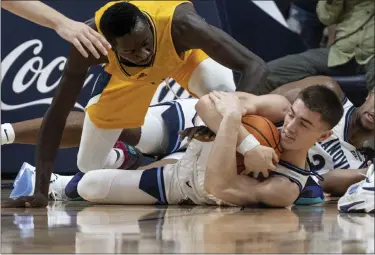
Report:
280,139,295,151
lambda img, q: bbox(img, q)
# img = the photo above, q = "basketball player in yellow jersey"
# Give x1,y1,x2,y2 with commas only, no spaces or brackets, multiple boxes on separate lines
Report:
11,1,269,208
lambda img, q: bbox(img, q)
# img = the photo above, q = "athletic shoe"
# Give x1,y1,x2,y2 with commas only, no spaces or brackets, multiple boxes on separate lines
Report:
9,162,73,201
338,164,374,213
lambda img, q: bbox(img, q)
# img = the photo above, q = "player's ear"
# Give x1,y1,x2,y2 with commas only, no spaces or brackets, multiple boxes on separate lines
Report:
317,130,332,143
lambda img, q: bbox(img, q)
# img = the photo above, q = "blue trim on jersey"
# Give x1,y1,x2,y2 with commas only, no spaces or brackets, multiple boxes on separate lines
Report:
344,106,356,142
359,161,368,169
149,101,174,108
192,112,198,127
279,160,310,175
279,159,324,181
171,102,185,153
342,97,348,106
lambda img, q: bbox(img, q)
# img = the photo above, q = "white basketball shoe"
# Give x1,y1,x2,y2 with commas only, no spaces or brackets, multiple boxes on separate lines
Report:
338,164,374,213
10,162,73,201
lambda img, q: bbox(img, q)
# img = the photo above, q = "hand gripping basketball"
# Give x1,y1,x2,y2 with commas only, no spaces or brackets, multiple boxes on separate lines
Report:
236,115,282,177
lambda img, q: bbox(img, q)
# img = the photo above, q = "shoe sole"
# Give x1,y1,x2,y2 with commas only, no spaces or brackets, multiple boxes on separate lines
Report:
338,194,374,213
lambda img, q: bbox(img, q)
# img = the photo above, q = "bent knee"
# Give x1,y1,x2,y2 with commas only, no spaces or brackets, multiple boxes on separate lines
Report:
77,170,113,201
195,94,212,113
76,157,92,173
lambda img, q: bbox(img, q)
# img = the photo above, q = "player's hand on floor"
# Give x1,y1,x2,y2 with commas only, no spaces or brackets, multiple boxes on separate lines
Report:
55,19,111,59
179,126,216,142
1,193,48,208
243,145,279,178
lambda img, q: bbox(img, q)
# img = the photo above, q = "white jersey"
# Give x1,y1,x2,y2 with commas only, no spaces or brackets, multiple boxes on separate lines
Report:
163,140,313,205
308,97,367,174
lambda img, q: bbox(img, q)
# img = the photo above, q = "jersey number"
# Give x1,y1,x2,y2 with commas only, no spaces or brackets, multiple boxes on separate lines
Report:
310,154,326,171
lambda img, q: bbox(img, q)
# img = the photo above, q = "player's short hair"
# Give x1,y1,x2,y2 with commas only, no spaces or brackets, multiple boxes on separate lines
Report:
297,85,343,129
100,2,146,40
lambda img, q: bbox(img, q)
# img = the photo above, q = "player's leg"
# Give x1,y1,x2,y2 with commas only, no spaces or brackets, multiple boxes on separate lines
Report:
138,98,199,156
77,153,185,205
77,169,159,204
187,57,236,96
76,113,125,173
172,50,236,99
1,111,85,147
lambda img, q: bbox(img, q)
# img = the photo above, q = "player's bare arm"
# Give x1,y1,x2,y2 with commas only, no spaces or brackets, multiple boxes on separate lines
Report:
204,92,298,207
271,76,346,103
32,21,107,203
171,3,268,92
235,92,290,123
196,93,284,176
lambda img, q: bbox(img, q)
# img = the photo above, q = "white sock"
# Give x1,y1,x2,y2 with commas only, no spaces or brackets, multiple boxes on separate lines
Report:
1,123,15,145
105,149,125,169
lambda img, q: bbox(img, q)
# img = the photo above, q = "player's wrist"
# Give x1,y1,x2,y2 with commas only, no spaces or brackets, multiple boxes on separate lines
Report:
236,134,260,155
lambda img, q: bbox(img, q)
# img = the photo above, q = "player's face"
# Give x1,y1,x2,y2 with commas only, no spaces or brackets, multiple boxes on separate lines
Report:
114,18,154,65
280,99,332,151
358,90,375,132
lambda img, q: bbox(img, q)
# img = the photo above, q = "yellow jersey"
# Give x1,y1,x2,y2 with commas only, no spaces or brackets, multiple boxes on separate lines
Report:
87,0,208,129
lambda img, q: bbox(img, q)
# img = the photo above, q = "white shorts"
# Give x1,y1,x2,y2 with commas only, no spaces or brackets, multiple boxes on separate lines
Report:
136,98,199,156
160,140,224,205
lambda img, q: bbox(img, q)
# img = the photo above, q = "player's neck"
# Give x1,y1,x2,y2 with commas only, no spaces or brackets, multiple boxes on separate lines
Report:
280,149,308,169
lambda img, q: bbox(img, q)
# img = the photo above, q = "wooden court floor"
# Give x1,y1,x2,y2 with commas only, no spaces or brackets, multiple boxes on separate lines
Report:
1,189,374,254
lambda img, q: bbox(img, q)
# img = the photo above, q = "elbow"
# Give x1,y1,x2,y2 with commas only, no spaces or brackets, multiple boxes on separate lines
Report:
195,94,211,116
243,59,269,75
203,168,227,196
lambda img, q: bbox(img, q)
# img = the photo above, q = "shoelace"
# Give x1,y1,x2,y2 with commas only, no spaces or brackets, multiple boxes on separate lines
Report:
48,174,63,201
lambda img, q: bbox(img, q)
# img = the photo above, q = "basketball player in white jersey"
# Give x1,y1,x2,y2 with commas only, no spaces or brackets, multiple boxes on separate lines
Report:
2,76,372,208
272,76,374,212
74,85,342,207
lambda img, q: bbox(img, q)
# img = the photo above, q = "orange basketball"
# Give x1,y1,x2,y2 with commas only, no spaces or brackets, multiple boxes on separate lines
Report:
236,115,282,174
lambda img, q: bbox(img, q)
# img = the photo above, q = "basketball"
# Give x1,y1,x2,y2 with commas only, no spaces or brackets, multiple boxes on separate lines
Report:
236,115,282,174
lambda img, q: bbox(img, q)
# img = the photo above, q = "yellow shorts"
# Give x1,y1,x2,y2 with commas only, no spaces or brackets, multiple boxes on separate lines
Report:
86,49,208,129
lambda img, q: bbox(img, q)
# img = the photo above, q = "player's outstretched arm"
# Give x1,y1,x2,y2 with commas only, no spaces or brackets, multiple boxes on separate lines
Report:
2,46,103,208
172,3,268,93
270,76,345,103
2,1,111,58
320,168,368,196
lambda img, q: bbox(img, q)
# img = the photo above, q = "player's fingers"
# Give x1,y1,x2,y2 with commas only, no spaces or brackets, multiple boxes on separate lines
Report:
78,34,100,59
208,92,219,103
85,30,108,56
262,169,270,178
72,38,88,58
89,28,112,50
218,91,228,97
267,160,277,171
212,90,222,98
252,171,259,179
272,150,279,163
